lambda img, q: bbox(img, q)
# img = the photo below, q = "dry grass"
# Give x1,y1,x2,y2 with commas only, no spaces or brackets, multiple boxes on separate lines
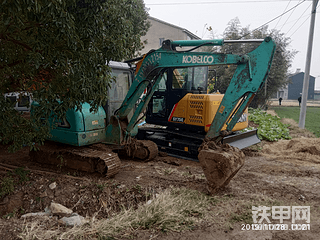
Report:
19,186,319,239
19,187,214,239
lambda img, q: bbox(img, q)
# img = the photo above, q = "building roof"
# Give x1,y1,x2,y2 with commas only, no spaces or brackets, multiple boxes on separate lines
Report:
148,16,201,40
289,71,315,79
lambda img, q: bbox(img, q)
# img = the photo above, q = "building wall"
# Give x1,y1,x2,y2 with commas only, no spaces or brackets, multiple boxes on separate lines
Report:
288,72,315,100
276,87,288,99
140,17,200,55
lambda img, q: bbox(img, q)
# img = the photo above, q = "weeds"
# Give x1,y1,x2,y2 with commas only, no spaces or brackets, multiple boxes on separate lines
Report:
2,209,16,219
14,167,30,183
134,184,142,193
0,176,15,197
0,167,30,198
57,154,64,169
96,182,108,191
2,207,25,219
230,210,253,224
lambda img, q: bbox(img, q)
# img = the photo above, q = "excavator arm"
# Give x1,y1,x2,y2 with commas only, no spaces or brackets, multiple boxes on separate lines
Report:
106,37,276,146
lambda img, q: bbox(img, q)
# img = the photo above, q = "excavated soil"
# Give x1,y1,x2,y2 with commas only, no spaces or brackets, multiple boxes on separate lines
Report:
1,114,320,239
198,143,245,194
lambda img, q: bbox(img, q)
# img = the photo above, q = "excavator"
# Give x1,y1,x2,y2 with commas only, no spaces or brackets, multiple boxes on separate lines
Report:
30,37,276,194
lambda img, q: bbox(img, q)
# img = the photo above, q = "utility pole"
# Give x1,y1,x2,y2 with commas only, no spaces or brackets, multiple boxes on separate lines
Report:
299,0,319,129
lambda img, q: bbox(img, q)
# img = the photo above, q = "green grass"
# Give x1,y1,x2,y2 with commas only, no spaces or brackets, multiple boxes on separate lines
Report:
271,106,320,137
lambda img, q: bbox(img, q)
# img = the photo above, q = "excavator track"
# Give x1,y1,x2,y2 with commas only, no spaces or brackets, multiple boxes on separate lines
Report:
29,142,121,177
125,139,158,161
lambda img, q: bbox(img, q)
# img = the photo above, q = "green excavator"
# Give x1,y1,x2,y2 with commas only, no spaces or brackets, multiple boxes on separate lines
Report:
31,37,275,194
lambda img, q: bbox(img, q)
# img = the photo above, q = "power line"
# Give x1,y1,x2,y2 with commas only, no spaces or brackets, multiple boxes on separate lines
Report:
275,0,292,29
280,0,302,31
288,2,320,37
285,2,312,35
277,13,310,29
289,15,311,37
145,0,304,6
239,0,306,39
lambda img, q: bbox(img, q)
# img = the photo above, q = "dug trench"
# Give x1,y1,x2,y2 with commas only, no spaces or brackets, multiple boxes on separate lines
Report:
0,117,320,239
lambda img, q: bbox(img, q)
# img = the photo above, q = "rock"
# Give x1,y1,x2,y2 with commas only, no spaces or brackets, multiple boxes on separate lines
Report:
40,190,48,198
146,200,152,205
50,202,72,215
21,207,51,218
49,182,57,189
59,213,88,226
21,212,50,218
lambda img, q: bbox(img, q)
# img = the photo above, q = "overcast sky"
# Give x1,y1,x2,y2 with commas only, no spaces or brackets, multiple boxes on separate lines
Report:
144,0,320,90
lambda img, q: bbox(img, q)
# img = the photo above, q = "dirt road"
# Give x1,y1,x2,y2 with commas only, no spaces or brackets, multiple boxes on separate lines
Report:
0,117,319,239
269,98,320,107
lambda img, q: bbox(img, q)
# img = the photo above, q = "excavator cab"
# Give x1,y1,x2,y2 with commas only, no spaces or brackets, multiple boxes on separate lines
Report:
146,67,208,126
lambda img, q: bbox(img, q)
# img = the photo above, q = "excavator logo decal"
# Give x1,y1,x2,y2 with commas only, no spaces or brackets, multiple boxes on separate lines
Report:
182,55,214,64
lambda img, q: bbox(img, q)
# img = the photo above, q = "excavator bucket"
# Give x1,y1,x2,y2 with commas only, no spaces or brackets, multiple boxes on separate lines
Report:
198,141,245,194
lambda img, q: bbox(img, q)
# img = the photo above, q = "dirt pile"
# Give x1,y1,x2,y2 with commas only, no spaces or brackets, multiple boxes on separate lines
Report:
261,137,320,166
198,142,245,194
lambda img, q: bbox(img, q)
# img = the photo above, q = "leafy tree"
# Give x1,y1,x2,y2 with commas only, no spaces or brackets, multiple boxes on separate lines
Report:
207,18,296,108
0,0,149,151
